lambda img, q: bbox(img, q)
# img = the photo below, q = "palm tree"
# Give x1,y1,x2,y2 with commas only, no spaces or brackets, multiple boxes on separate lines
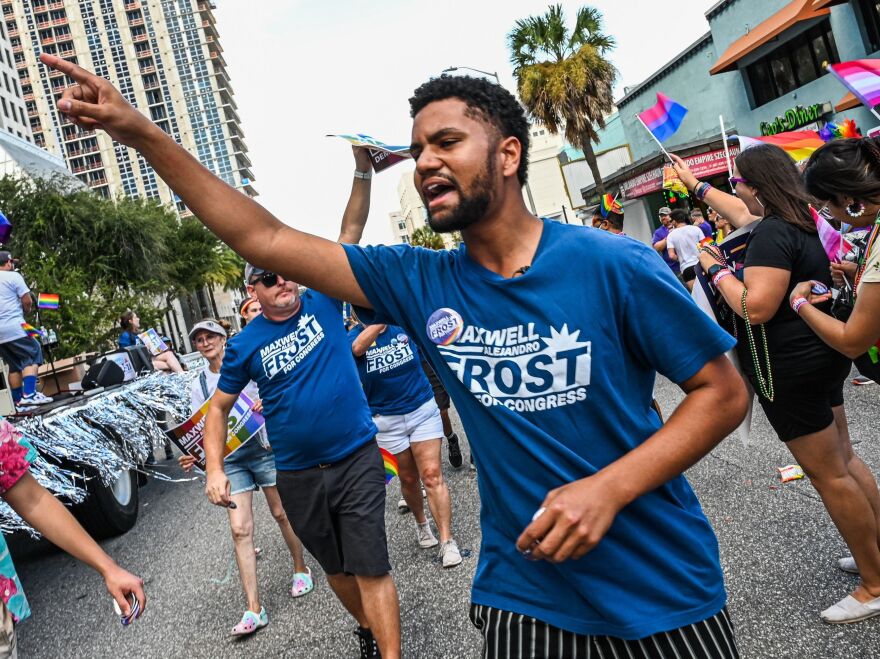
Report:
509,4,617,196
410,225,445,250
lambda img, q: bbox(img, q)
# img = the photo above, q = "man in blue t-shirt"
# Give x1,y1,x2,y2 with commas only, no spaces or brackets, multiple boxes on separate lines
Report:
349,321,462,568
652,207,680,275
53,58,749,658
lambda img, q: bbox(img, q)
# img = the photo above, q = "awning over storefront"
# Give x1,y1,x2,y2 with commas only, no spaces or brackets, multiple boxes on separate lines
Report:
835,91,860,112
709,0,831,75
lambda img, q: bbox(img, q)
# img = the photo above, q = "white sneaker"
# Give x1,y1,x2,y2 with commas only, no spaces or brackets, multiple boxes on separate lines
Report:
17,392,54,410
398,497,410,514
838,556,859,574
416,521,438,548
439,539,462,568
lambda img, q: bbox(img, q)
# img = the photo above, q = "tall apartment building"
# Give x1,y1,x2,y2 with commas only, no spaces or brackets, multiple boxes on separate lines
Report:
0,17,29,141
4,0,255,211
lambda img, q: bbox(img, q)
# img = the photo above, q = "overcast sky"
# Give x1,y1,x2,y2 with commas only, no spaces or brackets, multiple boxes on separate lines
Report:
214,0,715,246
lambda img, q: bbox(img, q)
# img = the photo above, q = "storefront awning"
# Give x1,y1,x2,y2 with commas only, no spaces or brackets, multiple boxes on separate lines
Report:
835,92,860,112
709,0,831,75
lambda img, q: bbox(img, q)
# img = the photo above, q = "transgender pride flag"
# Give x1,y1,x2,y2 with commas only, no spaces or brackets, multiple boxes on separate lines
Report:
637,92,688,142
828,60,880,113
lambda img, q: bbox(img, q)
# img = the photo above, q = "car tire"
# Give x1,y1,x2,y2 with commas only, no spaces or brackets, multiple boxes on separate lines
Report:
73,468,139,539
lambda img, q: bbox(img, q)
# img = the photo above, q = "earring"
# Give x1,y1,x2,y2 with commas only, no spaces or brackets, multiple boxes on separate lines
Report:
846,201,865,218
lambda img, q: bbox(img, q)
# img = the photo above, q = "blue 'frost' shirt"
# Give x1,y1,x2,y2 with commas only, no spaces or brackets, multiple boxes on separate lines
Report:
343,219,736,639
348,324,434,416
218,290,376,470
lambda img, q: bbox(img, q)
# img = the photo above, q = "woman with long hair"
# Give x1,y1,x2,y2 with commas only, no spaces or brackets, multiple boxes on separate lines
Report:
673,145,880,623
118,310,183,373
180,318,313,636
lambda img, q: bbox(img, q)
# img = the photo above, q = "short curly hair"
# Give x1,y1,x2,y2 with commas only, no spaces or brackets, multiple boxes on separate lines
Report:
409,75,530,186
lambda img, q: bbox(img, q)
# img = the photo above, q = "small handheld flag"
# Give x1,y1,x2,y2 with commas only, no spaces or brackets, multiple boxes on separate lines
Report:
21,323,43,341
380,448,398,484
0,212,10,244
735,131,825,163
637,93,688,143
599,193,622,218
37,293,59,310
811,206,854,263
828,60,880,118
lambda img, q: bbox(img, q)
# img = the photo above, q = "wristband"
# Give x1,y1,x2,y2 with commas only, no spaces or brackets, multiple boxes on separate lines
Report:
698,183,713,200
791,296,809,315
712,268,732,287
354,170,372,180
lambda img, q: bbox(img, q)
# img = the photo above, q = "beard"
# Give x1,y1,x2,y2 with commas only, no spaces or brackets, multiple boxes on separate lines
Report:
426,153,495,233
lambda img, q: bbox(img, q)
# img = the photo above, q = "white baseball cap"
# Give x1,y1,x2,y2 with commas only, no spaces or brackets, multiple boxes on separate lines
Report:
188,319,226,340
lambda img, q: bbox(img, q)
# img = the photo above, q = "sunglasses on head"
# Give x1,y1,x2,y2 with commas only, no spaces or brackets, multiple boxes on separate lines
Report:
249,271,280,288
728,176,749,188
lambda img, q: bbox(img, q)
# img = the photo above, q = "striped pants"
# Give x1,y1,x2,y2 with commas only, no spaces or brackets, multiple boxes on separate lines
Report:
469,604,739,659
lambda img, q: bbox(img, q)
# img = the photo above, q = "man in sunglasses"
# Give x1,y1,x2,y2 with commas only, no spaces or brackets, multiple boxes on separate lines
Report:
44,57,749,658
199,146,400,659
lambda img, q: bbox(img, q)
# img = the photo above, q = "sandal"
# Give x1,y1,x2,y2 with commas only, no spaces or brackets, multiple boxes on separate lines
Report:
231,607,268,636
291,567,314,598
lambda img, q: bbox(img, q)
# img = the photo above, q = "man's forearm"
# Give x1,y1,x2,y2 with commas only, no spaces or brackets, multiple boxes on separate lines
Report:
203,405,230,474
338,177,371,245
596,360,747,507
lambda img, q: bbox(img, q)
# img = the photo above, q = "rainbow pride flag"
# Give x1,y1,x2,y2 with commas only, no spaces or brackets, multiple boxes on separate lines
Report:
37,293,59,309
380,447,398,484
599,193,622,218
637,93,688,142
21,323,43,341
828,60,880,112
735,130,825,163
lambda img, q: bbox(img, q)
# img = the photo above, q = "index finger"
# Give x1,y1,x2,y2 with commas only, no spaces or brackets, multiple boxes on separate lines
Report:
39,52,97,85
669,153,684,166
133,580,146,616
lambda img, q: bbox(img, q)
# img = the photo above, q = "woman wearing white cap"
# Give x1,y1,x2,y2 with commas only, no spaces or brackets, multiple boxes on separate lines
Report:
180,318,313,636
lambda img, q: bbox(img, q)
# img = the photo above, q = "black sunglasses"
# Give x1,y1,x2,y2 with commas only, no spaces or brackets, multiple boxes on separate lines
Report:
249,271,280,288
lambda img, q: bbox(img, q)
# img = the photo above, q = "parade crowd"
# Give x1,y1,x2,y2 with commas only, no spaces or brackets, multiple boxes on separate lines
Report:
0,50,877,659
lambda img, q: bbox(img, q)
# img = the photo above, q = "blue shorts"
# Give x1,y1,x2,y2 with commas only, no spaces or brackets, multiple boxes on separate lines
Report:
224,437,276,495
0,336,43,372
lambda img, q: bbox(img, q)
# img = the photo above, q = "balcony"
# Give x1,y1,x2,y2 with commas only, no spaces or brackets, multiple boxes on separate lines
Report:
23,92,33,101
8,26,17,37
48,1,64,9
55,32,72,44
132,33,148,43
125,1,140,9
139,65,155,74
63,129,96,141
88,177,109,187
12,44,22,53
66,144,99,157
70,161,104,174
52,17,67,26
28,108,41,118
142,80,160,91
48,68,65,78
129,18,144,27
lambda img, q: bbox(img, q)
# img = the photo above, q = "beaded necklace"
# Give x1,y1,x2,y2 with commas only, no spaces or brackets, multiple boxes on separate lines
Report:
733,289,774,401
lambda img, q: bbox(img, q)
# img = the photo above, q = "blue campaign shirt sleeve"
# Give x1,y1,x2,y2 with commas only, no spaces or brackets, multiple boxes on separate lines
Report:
622,247,736,383
217,334,250,396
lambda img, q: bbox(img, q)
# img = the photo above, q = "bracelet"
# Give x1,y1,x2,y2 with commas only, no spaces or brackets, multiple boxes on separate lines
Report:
712,269,732,287
697,183,713,201
693,182,705,199
353,170,372,180
791,296,809,315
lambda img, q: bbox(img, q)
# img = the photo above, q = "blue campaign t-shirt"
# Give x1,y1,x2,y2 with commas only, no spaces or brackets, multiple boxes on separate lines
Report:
343,219,736,640
348,324,434,416
652,224,680,274
217,290,376,470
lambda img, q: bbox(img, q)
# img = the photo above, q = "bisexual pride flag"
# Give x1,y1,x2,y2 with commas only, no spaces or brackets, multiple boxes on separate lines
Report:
37,293,59,310
0,211,9,244
638,93,688,142
828,60,880,113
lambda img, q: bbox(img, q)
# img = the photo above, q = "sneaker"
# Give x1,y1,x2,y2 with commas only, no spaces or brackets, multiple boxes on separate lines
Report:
447,433,463,469
416,521,438,548
354,626,381,658
17,391,53,408
231,607,268,636
852,375,875,386
291,566,314,597
838,556,859,574
439,539,463,568
397,497,409,514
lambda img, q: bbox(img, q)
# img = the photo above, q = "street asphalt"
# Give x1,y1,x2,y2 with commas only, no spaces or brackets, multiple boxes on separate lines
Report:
10,370,880,658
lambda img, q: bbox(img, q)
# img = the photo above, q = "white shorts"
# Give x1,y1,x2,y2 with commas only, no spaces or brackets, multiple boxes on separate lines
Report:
373,399,443,455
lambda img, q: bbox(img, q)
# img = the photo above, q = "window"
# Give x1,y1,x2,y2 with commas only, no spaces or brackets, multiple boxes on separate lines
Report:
745,19,839,108
1,98,7,119
858,0,880,54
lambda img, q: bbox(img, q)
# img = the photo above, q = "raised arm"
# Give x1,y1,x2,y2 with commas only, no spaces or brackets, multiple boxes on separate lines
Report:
338,147,373,244
351,324,386,357
40,54,371,308
203,389,237,507
671,154,758,229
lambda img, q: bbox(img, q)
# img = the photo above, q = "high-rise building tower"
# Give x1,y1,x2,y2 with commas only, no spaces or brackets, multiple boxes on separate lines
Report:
4,0,255,211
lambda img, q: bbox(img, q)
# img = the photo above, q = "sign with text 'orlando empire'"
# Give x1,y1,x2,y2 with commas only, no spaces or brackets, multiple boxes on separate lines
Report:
426,308,591,412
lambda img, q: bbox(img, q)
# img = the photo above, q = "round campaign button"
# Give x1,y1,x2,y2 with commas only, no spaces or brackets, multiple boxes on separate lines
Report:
426,308,464,345
397,333,409,344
